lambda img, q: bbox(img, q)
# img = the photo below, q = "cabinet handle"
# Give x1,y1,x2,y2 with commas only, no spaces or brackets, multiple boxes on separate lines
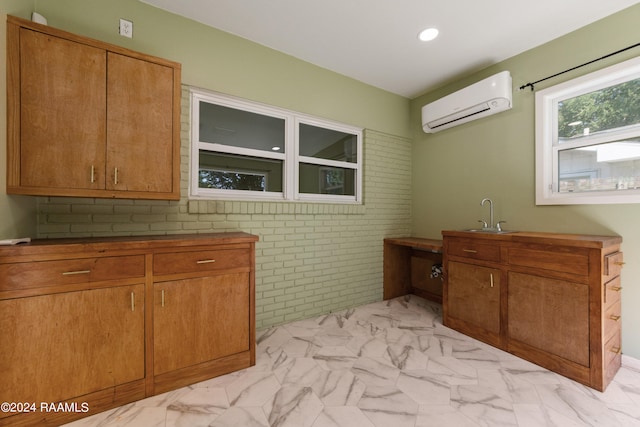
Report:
610,315,621,321
196,259,216,264
490,273,494,288
610,346,621,355
613,261,625,266
611,286,622,292
131,291,135,311
62,270,90,276
463,249,477,253
161,289,165,307
90,165,95,183
114,167,119,185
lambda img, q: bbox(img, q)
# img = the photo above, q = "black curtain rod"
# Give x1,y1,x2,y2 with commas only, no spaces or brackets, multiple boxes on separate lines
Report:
519,41,640,91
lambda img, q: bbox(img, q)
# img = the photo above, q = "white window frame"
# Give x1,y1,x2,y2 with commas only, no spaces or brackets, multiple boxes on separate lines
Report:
535,55,640,205
190,88,362,203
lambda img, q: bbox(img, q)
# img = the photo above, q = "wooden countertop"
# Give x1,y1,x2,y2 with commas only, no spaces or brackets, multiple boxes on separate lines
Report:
0,232,259,258
441,230,622,248
384,237,443,252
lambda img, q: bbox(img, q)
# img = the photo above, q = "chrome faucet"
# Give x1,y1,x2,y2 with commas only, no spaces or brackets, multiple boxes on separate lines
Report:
480,198,494,229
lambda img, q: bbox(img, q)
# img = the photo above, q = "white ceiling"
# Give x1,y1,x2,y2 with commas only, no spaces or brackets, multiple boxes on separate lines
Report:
140,0,639,98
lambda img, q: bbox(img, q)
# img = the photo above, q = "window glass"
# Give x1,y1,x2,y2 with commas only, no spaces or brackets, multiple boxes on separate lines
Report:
198,151,283,192
199,101,285,152
558,139,640,193
558,78,640,142
299,164,356,196
299,123,358,163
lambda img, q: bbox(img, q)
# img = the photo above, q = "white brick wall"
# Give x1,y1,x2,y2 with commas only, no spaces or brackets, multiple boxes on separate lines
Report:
37,88,412,329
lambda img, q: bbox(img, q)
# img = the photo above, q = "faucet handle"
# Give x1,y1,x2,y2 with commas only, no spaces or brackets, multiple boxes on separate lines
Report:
496,221,506,231
478,219,488,228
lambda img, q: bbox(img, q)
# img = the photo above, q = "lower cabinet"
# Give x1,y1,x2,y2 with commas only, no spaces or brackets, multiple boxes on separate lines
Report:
442,230,623,392
1,285,145,404
0,233,257,426
446,261,502,346
153,273,250,392
508,272,590,367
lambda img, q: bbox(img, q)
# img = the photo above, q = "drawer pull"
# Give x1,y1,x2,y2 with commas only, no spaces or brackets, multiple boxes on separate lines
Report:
610,346,622,355
610,315,621,321
463,249,477,254
490,273,494,288
90,165,95,183
161,289,165,307
196,259,216,264
130,291,135,312
62,270,91,276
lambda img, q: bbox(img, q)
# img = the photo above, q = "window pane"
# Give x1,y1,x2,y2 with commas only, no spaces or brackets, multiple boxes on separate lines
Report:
299,163,355,195
558,139,640,193
199,101,285,152
299,123,357,163
199,151,283,191
557,78,640,142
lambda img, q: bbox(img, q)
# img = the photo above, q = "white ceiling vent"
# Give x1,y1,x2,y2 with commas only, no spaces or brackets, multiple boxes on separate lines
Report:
422,71,512,133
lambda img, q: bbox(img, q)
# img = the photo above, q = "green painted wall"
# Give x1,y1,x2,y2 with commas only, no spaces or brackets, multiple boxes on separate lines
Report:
410,4,640,359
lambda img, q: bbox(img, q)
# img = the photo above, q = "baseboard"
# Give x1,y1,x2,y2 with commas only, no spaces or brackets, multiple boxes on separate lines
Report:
622,354,640,372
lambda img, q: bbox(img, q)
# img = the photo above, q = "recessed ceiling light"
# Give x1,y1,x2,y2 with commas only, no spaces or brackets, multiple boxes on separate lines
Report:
418,27,439,42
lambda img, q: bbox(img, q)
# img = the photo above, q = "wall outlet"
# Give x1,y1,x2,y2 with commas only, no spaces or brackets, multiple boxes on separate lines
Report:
119,18,133,38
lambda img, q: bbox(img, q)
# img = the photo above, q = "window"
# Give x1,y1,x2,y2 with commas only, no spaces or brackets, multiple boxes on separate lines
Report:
535,55,640,205
190,89,362,203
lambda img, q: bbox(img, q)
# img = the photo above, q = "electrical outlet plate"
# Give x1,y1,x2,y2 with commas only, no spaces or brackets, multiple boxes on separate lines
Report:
119,18,133,38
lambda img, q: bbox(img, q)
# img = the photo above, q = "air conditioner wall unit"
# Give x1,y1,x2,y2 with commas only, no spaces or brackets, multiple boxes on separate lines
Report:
422,71,512,133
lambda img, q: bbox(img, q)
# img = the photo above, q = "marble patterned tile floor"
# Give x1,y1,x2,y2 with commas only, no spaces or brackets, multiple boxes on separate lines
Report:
66,295,640,427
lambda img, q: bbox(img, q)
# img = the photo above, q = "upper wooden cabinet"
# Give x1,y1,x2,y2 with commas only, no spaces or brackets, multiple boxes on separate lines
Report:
6,16,181,200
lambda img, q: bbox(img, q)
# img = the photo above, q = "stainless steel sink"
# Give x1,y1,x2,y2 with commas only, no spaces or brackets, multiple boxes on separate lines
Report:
464,228,517,234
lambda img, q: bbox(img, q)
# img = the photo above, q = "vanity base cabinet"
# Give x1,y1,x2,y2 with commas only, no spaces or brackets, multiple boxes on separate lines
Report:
442,231,622,391
0,233,257,426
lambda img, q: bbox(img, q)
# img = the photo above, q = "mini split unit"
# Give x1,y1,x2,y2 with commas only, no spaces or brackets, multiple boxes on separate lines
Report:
422,71,513,133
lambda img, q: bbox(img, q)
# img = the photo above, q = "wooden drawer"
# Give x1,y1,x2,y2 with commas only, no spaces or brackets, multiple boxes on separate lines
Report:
604,332,622,384
603,276,622,308
604,299,622,343
508,247,588,276
0,255,145,292
604,252,624,279
447,239,502,262
153,249,250,276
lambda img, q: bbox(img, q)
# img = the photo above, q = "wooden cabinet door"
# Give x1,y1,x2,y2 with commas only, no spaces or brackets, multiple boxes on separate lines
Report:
0,284,144,405
508,272,589,366
19,28,106,190
106,53,175,194
153,273,250,375
447,261,501,334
